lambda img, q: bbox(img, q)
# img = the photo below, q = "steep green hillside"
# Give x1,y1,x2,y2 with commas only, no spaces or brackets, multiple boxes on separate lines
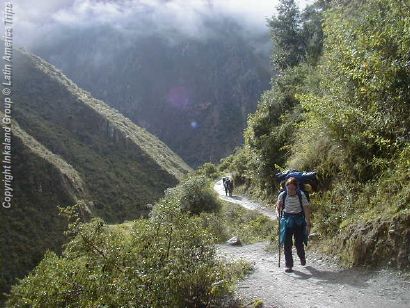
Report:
0,118,87,302
1,49,191,302
13,49,192,222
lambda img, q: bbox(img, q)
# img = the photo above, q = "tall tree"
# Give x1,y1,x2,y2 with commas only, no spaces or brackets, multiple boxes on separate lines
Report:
269,0,304,71
300,1,328,66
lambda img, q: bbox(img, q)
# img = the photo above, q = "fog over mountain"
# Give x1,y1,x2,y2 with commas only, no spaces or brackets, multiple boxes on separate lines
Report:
14,0,314,166
15,0,313,44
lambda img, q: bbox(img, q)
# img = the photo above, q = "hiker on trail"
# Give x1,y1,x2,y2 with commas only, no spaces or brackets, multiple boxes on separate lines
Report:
227,178,234,197
276,177,312,273
223,177,229,196
222,177,234,197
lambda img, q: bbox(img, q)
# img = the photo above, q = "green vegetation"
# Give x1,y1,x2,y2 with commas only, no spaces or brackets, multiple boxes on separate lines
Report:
204,201,275,244
222,0,410,268
170,176,221,214
158,174,274,244
194,162,221,180
1,48,192,303
0,119,88,303
252,299,264,308
14,49,191,224
6,177,264,307
6,0,410,305
7,210,228,307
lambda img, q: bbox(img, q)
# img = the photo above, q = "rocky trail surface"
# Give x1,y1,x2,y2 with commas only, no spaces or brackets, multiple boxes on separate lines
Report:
214,179,410,308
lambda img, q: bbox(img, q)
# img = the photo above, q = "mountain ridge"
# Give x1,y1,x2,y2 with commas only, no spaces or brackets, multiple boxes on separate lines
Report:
26,51,192,180
12,47,192,223
1,48,192,302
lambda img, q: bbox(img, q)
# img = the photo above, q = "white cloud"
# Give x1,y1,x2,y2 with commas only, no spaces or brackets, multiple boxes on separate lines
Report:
13,0,315,47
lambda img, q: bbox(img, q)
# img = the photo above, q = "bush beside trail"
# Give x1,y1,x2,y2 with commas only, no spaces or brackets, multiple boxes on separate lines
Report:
7,175,270,307
7,179,229,307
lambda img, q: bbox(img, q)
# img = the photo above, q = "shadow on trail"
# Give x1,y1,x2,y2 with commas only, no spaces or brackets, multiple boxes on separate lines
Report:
291,266,370,289
228,195,242,201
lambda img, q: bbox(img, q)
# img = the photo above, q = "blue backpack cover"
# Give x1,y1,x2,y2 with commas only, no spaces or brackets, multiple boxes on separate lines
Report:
275,170,318,201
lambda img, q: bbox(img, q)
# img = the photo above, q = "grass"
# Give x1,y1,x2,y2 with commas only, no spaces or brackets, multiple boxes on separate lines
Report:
221,200,275,243
10,115,85,195
307,151,410,269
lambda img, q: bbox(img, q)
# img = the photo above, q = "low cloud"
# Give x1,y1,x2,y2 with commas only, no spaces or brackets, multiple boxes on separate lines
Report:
14,0,314,48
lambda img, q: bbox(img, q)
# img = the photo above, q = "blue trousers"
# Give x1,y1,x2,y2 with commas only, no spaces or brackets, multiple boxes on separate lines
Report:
280,213,307,268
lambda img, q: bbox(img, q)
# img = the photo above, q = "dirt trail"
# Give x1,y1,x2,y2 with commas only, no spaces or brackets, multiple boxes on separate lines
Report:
214,179,410,308
213,179,276,220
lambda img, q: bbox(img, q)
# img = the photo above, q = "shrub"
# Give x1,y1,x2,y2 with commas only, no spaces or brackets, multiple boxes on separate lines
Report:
7,200,234,307
203,202,276,244
166,176,221,215
195,162,220,179
293,0,410,181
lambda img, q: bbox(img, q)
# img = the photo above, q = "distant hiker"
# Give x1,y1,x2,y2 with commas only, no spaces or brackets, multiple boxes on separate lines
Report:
223,177,229,196
227,179,234,197
276,177,312,273
222,177,234,197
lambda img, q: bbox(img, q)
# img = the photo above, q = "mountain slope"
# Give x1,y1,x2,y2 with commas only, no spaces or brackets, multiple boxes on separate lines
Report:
0,118,87,302
13,49,192,222
31,17,272,166
1,49,192,301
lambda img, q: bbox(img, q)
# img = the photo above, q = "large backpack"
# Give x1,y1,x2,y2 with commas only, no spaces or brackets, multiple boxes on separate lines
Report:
275,170,318,202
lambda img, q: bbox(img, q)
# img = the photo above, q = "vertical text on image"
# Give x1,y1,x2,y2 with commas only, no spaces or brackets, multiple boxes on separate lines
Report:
2,1,13,209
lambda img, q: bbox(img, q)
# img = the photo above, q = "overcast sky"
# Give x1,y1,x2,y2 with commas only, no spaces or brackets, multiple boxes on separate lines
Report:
11,0,315,48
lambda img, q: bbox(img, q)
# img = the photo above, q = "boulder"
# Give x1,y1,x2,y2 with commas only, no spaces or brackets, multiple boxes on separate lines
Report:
227,236,242,246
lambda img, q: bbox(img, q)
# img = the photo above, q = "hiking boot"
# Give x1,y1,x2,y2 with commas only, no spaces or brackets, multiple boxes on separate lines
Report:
285,267,293,273
300,258,306,266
